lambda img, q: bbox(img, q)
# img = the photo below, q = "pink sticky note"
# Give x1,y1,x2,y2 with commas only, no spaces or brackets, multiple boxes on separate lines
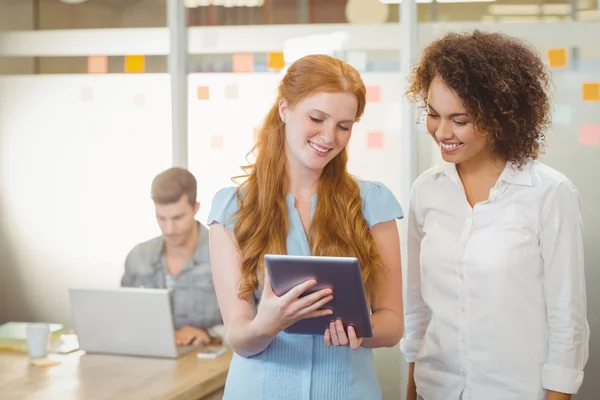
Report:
233,53,253,73
88,56,108,74
578,124,600,146
366,85,381,102
133,93,145,108
211,135,223,149
367,131,384,148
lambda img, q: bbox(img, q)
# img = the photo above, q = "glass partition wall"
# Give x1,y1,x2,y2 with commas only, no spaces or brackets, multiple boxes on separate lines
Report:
1,2,598,399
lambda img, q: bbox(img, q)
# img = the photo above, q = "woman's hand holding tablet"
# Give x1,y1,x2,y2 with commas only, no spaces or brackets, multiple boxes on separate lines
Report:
324,319,374,350
252,272,334,337
264,254,374,343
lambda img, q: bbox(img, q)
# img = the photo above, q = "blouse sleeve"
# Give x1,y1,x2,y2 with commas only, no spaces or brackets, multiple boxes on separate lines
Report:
207,186,239,231
361,181,404,228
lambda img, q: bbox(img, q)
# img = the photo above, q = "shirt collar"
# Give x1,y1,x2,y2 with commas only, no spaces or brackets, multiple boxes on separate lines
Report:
432,160,532,186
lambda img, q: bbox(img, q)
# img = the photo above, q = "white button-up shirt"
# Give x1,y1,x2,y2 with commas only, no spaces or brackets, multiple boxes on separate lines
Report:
400,160,589,400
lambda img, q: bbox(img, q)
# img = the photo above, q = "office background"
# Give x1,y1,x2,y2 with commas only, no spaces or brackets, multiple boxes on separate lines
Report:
0,1,598,399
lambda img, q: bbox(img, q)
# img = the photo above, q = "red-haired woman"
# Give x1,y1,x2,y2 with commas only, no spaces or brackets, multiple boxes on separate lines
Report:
208,54,404,399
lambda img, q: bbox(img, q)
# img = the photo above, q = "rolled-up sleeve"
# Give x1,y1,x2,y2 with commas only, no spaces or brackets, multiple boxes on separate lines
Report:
540,180,589,394
400,182,432,363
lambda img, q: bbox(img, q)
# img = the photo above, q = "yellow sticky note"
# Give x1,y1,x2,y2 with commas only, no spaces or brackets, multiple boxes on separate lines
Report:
582,82,600,102
268,52,285,70
197,86,210,100
547,48,568,69
233,53,253,73
125,55,145,73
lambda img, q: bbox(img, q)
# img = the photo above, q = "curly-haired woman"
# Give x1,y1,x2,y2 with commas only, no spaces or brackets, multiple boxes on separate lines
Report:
401,30,589,400
208,54,404,399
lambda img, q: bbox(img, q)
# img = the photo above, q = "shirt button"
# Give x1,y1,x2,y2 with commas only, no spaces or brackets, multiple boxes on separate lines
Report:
459,273,464,279
461,307,466,312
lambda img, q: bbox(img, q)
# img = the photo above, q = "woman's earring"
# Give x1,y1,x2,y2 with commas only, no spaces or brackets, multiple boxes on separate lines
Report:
281,115,286,124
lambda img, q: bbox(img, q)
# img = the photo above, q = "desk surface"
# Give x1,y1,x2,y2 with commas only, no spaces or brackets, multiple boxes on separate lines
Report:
0,347,232,400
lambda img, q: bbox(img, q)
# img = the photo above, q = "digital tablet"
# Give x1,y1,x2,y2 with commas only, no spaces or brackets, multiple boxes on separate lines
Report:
264,254,373,338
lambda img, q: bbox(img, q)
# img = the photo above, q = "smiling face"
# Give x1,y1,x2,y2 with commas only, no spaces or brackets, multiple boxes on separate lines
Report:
279,91,358,174
426,76,489,165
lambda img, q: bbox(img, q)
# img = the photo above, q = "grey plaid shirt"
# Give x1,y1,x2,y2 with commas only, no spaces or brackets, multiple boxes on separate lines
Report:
120,223,222,331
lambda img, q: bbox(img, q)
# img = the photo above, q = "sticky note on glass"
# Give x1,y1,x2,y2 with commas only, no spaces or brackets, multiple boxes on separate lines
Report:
582,83,600,102
233,53,253,73
88,56,108,74
268,52,285,70
367,131,384,148
347,51,368,72
125,55,145,73
81,87,93,103
224,83,238,100
553,104,572,125
197,86,210,100
366,85,381,102
579,124,600,146
133,93,145,108
211,135,223,149
547,48,568,69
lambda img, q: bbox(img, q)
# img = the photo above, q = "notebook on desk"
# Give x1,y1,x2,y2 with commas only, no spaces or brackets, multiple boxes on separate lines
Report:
68,287,199,358
0,321,64,352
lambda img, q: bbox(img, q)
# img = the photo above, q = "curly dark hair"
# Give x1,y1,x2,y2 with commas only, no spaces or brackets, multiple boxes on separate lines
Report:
406,30,552,167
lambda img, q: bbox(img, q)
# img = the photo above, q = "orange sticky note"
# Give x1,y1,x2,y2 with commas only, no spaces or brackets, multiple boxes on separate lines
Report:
582,83,600,102
367,131,384,148
268,52,285,69
547,48,568,69
233,53,253,73
211,135,223,149
197,86,210,100
124,55,145,73
88,55,108,74
30,358,61,368
579,124,600,146
366,86,381,102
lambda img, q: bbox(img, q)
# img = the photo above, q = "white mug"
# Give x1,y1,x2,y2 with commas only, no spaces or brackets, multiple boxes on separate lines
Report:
26,323,50,359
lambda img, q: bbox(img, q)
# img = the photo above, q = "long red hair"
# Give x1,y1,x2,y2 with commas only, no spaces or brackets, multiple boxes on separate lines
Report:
232,54,384,305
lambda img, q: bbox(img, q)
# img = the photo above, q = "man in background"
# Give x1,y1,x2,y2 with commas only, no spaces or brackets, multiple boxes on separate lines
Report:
121,167,223,346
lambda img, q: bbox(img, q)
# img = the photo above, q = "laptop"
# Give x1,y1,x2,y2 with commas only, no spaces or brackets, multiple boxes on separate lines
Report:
68,287,198,358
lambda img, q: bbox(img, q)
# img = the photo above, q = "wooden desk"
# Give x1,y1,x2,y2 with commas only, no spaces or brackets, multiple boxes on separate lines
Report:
0,348,231,400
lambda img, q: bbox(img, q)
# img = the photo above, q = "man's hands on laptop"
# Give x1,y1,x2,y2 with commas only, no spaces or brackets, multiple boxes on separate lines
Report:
175,326,211,346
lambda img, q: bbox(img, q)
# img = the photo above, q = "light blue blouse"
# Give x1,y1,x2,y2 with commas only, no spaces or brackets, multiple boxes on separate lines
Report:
208,179,403,400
